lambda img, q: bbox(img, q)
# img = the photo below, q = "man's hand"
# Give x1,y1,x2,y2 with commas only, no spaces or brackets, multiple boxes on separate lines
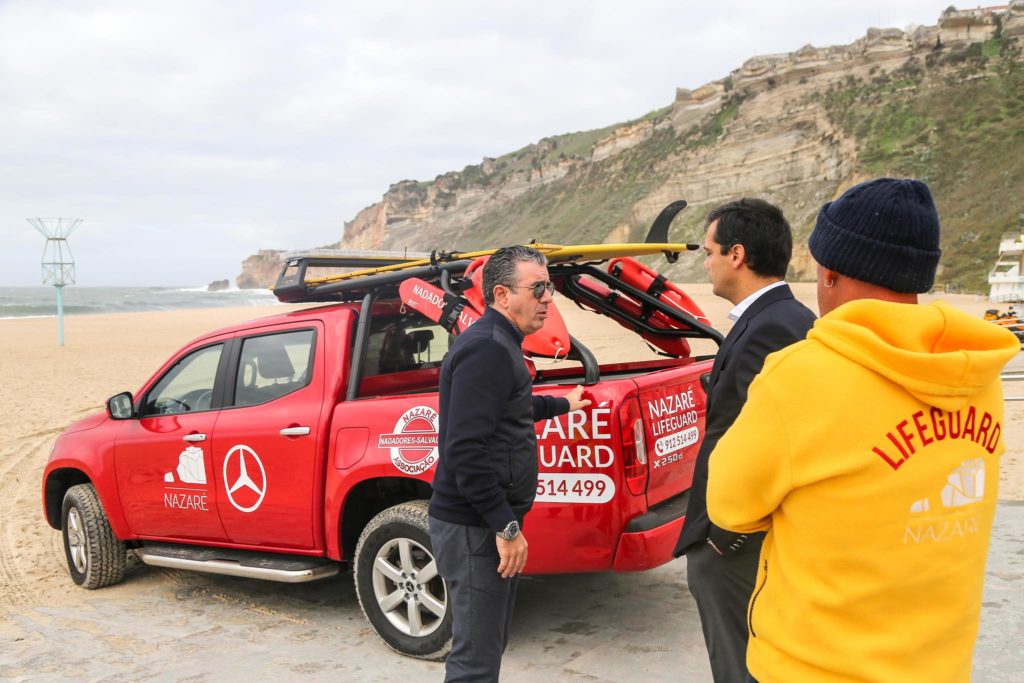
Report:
564,385,592,412
496,533,528,579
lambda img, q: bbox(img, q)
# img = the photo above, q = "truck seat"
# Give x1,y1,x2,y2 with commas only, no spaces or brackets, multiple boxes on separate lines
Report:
378,328,416,374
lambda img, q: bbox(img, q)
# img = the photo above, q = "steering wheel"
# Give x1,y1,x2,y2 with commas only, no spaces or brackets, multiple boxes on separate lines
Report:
192,390,213,411
156,398,190,414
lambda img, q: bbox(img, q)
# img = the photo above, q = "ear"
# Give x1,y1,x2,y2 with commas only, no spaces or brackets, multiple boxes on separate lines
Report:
820,268,839,287
492,284,511,309
728,243,746,270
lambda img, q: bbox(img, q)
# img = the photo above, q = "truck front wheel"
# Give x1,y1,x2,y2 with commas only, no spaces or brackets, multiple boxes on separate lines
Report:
61,483,126,589
354,500,451,660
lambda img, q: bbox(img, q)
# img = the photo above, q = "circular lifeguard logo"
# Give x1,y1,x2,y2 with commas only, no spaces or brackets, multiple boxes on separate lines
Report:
378,406,440,475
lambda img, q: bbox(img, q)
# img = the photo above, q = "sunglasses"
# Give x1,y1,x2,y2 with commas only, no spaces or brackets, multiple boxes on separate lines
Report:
510,280,556,300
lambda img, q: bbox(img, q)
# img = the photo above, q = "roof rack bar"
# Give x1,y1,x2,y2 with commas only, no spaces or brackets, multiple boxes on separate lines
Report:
274,260,474,303
283,248,431,262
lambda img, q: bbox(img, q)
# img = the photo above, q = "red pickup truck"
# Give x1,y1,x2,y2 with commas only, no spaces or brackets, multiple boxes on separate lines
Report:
42,212,722,659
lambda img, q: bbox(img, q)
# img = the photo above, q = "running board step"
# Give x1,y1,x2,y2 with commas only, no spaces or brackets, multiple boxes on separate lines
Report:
136,542,339,583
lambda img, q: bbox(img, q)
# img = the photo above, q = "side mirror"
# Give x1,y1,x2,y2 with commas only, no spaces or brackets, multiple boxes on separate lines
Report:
107,392,135,420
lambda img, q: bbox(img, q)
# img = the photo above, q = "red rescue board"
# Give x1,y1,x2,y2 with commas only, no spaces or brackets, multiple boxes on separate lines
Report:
399,278,480,333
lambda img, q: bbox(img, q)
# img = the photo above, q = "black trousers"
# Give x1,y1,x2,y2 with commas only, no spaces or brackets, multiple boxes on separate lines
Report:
685,536,763,683
429,516,520,683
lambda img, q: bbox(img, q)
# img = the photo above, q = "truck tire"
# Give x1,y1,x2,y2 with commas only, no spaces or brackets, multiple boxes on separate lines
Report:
354,500,451,660
61,483,126,589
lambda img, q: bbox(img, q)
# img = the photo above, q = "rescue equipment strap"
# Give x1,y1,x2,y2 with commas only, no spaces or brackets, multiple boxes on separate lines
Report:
646,273,668,299
438,293,467,333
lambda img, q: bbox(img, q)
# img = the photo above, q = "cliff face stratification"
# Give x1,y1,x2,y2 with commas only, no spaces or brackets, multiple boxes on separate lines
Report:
239,4,1024,290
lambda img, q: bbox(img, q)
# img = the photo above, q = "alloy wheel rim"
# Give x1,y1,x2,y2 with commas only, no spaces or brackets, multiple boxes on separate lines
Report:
66,507,88,574
371,537,446,637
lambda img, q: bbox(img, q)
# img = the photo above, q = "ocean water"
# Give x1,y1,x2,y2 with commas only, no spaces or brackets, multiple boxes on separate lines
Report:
0,286,280,319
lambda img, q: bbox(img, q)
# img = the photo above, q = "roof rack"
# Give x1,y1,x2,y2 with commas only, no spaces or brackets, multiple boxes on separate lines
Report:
272,199,698,304
272,243,700,303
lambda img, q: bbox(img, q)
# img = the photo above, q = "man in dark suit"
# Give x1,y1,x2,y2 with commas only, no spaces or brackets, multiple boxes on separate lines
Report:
674,198,816,682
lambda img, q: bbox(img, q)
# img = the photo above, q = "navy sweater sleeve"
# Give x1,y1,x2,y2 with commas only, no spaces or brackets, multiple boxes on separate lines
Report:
533,395,570,420
444,337,520,531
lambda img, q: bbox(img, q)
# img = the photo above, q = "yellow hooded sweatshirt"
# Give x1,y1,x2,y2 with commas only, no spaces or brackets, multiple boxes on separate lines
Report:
707,299,1019,683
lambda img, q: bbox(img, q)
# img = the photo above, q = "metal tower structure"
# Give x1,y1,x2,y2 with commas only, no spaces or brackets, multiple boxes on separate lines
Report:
29,217,81,346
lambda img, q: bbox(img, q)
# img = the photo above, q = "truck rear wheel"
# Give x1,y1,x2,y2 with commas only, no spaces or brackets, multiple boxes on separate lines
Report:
354,500,451,660
61,483,126,589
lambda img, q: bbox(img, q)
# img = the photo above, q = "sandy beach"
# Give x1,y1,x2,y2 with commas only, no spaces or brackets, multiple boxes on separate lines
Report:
2,285,1022,680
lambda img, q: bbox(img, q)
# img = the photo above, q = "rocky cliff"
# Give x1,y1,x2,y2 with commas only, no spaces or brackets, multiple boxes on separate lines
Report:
236,249,286,290
239,3,1024,291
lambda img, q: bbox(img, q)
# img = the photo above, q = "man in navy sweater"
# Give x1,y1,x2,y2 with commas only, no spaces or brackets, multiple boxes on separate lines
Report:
429,245,588,682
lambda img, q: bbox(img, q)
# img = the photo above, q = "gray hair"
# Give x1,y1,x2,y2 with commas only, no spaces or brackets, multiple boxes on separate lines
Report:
482,245,547,305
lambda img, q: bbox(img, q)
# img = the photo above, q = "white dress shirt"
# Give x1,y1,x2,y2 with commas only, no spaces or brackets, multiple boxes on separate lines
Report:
727,280,787,322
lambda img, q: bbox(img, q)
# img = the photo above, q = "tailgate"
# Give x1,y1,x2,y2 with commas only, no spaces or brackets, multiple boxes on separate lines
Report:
632,362,710,506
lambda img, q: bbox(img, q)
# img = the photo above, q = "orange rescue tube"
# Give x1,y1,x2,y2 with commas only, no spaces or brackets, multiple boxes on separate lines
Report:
573,275,692,358
608,257,709,325
463,255,571,359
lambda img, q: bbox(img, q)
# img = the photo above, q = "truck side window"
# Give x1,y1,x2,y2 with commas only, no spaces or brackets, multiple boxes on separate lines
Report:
361,315,450,378
143,344,224,416
233,329,316,408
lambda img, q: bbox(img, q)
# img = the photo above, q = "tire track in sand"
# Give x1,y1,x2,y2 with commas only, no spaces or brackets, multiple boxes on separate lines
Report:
0,431,64,620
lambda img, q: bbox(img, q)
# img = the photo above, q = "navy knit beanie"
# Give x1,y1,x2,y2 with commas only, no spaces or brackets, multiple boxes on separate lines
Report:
808,178,941,293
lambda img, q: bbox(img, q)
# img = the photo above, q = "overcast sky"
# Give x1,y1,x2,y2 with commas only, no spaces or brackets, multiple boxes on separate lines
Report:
1,1,946,286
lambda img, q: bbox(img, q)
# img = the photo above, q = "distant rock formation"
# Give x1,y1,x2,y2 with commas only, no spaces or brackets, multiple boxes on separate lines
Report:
206,279,230,292
236,250,284,290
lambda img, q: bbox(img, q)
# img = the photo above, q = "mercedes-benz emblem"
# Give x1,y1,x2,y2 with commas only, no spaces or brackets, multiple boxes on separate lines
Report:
223,444,267,513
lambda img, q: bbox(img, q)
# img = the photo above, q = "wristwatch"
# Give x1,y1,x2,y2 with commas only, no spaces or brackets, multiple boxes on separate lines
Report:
498,520,521,541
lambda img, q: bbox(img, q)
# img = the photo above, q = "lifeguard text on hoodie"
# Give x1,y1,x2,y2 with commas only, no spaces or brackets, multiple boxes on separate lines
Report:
707,299,1019,683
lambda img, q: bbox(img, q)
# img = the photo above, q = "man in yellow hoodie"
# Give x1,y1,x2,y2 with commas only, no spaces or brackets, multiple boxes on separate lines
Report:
707,177,1020,682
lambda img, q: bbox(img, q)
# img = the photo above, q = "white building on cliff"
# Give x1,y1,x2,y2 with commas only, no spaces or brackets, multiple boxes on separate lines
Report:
989,232,1024,301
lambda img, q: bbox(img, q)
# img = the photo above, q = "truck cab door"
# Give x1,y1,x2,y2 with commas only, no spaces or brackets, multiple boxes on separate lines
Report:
211,324,324,550
114,338,230,542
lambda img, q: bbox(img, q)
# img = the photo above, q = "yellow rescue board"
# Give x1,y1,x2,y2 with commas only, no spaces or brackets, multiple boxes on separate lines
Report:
304,242,697,286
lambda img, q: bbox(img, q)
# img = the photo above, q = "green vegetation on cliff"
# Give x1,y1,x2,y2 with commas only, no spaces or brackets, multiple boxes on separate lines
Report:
442,95,747,249
457,126,681,246
820,41,1024,291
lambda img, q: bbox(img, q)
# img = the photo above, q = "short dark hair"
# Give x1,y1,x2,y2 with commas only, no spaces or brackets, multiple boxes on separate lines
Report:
483,245,547,306
706,198,792,278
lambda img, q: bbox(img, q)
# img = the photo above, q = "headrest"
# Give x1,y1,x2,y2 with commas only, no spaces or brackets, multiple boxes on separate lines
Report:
257,344,295,380
404,329,434,354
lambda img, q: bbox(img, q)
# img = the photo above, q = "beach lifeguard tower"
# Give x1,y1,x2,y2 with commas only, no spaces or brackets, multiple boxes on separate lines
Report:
29,217,80,346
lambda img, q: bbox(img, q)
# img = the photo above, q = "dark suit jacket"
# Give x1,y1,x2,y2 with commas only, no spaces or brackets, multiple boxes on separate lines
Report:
674,283,815,556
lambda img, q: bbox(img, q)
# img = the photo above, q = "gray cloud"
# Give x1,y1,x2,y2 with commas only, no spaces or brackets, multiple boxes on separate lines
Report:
1,0,942,285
